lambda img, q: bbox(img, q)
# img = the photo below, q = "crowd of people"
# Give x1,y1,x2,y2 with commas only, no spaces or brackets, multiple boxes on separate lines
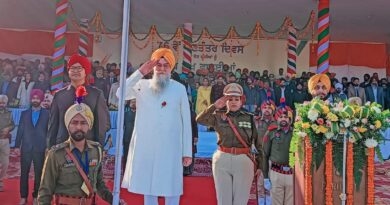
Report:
0,51,389,205
183,67,390,116
0,57,129,111
1,56,389,114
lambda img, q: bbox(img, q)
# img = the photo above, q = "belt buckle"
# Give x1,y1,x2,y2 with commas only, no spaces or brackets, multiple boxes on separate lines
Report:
231,147,237,155
282,166,290,172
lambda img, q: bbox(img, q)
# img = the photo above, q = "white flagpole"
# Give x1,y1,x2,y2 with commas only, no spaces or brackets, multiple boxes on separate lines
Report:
113,0,131,204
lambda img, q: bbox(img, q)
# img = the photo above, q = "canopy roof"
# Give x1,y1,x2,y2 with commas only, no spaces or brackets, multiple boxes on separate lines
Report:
1,0,390,44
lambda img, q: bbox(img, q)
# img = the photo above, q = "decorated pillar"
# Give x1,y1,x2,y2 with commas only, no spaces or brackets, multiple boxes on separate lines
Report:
182,23,192,74
316,0,330,74
78,18,89,56
287,25,297,75
51,0,69,91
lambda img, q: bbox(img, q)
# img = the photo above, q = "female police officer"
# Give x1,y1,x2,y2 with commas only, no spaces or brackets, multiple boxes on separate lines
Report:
196,83,263,205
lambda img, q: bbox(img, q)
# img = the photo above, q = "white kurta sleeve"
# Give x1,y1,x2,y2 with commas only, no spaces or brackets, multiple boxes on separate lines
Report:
180,86,193,157
116,70,143,100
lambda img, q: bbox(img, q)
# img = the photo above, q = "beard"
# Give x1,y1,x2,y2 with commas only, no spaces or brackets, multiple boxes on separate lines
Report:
279,120,289,127
151,72,170,94
262,111,271,116
315,91,327,99
70,130,86,142
31,101,41,108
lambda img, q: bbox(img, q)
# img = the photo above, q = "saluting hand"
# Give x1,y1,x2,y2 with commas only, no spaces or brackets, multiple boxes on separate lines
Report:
214,96,229,109
139,59,158,76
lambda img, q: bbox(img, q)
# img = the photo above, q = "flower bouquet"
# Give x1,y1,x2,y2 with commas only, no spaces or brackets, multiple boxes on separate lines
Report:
291,97,390,205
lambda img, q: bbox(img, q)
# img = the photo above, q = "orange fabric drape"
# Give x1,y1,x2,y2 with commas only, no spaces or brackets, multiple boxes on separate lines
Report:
0,29,94,56
310,42,387,69
387,55,390,76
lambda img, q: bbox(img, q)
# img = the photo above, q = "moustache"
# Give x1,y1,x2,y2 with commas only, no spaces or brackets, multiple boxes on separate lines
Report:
279,120,289,126
263,111,271,115
70,130,87,141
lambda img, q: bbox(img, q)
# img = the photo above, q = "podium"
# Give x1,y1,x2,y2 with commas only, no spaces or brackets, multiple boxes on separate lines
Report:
291,99,385,205
294,140,369,205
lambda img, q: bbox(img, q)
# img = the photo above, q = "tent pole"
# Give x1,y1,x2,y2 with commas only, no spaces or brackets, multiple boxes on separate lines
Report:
113,0,131,204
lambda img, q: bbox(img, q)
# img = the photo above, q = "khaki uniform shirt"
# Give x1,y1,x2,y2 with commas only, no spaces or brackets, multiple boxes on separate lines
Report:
255,116,276,144
196,104,263,169
0,109,15,137
262,128,293,178
38,139,112,205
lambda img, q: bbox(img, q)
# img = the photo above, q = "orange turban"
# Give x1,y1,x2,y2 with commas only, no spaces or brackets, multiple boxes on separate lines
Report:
151,48,176,70
308,74,331,95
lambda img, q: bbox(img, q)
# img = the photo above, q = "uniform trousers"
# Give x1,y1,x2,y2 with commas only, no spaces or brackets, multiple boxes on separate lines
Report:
0,139,10,187
212,150,254,205
20,151,45,198
144,195,180,205
257,172,265,197
269,169,293,205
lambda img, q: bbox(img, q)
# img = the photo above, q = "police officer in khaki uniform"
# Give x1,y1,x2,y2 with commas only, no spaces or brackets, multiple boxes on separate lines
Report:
255,93,276,202
38,88,126,205
196,83,263,205
263,98,294,205
0,95,15,192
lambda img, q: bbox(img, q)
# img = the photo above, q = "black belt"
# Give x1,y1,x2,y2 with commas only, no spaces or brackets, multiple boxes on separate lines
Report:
271,161,293,175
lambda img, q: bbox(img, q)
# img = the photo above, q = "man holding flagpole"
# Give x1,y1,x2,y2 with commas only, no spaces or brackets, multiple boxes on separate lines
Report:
118,48,192,205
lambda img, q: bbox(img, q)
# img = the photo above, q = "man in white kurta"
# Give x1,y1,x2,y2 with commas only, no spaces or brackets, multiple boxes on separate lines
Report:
119,48,192,205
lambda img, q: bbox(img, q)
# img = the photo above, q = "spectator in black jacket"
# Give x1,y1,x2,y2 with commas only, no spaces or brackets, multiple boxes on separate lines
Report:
15,89,49,205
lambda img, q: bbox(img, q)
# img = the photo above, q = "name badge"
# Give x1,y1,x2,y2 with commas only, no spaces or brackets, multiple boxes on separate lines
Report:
89,159,98,167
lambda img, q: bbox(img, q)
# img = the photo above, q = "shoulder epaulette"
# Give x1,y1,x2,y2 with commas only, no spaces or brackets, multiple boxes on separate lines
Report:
88,140,101,147
50,142,67,151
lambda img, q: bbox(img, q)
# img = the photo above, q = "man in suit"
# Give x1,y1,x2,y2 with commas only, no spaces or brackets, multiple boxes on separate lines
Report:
15,89,49,205
93,66,110,100
258,81,276,111
0,73,19,106
48,54,110,147
243,77,260,112
268,74,277,89
210,75,226,103
360,74,371,88
275,79,293,107
348,78,367,104
365,77,385,107
291,82,310,110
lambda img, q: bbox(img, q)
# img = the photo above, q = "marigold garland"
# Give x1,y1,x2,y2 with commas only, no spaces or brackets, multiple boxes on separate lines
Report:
347,142,354,205
325,141,333,205
367,148,375,205
305,137,313,205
